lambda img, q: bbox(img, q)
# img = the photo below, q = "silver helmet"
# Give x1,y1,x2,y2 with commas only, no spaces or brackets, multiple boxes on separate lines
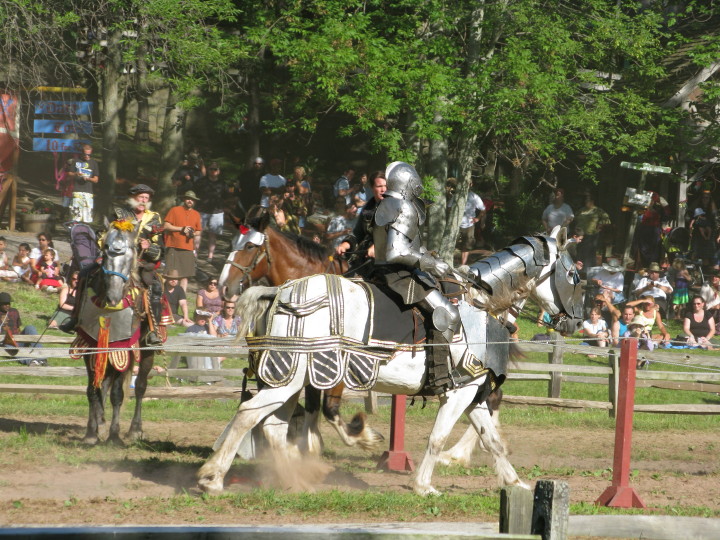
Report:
385,161,423,200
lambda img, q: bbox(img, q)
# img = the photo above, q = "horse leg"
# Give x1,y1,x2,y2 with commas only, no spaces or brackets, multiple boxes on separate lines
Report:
321,383,384,452
262,390,303,461
299,386,324,456
197,356,307,495
107,367,126,445
412,384,480,496
466,400,528,489
127,350,154,441
83,357,106,445
437,388,503,466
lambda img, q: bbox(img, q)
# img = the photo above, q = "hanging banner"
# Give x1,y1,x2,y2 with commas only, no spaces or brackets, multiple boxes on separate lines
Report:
34,101,94,116
33,119,93,135
0,93,19,172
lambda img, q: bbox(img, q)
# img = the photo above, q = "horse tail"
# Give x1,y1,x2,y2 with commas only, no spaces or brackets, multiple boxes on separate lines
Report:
237,285,278,336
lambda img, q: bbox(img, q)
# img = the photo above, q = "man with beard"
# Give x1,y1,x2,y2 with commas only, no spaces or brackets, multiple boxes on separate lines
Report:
335,170,387,277
163,191,202,292
61,184,164,345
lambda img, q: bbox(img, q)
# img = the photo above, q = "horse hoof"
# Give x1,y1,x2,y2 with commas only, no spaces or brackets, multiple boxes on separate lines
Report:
413,484,442,497
107,435,126,447
197,474,224,495
82,436,99,446
126,429,143,442
358,427,385,452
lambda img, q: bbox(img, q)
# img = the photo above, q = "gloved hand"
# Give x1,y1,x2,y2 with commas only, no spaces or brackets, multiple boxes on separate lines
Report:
419,253,450,277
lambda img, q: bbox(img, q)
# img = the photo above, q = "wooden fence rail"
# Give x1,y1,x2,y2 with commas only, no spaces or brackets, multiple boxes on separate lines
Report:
3,333,719,415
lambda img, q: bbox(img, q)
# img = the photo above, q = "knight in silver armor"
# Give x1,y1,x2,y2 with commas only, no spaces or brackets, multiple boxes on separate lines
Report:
372,161,461,393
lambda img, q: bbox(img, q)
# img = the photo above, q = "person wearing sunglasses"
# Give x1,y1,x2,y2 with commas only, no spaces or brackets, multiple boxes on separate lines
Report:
196,277,222,318
682,295,715,349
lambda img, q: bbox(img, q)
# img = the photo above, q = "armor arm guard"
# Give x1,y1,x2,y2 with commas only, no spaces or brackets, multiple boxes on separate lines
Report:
386,228,449,277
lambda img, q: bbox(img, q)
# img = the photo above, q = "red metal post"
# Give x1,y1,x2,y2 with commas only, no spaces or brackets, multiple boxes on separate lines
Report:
596,338,646,508
377,394,415,472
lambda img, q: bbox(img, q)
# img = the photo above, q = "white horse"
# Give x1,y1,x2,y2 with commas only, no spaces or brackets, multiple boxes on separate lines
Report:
198,227,583,496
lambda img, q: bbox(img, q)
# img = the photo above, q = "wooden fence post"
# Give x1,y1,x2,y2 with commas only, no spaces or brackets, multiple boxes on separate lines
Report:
608,348,618,419
548,332,563,399
377,394,414,472
596,338,646,508
500,485,533,535
532,479,569,540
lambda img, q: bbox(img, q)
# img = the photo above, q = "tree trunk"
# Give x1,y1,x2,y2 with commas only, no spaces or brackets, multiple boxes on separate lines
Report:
134,42,151,144
155,90,185,215
247,75,261,160
98,29,123,217
425,120,448,253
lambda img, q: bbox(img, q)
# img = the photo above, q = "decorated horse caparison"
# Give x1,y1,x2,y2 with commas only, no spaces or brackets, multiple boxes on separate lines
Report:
199,226,583,495
69,221,161,445
219,219,387,454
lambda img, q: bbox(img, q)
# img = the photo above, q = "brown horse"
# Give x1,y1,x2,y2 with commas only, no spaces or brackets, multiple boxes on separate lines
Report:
219,218,385,454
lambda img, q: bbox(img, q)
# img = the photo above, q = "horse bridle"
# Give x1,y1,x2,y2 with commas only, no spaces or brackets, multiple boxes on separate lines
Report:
224,237,271,288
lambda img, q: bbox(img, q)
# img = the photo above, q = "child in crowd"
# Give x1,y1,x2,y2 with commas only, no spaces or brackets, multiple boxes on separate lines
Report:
582,307,609,348
35,248,62,292
11,243,33,284
0,236,17,282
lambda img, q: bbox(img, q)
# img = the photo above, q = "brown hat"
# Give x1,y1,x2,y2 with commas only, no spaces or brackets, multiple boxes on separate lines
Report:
182,190,200,201
208,162,220,170
647,262,661,272
164,269,182,279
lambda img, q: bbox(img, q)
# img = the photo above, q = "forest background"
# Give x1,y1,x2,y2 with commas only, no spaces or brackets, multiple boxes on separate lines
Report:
2,0,720,260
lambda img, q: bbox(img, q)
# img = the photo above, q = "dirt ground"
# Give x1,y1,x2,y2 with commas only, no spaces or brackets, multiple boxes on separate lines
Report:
0,410,718,527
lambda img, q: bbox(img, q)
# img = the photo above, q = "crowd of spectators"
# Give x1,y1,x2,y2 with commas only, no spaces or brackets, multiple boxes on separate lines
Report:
5,151,720,361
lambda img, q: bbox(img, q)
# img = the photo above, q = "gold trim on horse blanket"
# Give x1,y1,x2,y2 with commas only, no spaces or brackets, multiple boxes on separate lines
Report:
69,332,140,373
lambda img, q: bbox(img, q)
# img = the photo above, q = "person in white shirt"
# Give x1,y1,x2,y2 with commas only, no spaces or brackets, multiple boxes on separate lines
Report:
592,258,626,304
458,187,486,265
542,188,574,233
582,307,609,348
633,261,673,318
258,158,287,208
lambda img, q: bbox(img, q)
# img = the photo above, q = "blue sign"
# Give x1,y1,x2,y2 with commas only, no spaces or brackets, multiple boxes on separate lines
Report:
32,138,89,153
33,119,93,135
34,101,93,116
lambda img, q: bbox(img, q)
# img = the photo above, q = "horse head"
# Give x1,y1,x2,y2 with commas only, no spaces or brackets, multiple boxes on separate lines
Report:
219,224,269,300
101,221,136,306
531,226,584,334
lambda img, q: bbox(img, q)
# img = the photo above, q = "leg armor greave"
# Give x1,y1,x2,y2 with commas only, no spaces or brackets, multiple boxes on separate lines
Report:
420,289,461,342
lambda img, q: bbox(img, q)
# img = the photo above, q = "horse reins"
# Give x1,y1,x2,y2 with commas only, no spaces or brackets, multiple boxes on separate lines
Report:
224,237,270,288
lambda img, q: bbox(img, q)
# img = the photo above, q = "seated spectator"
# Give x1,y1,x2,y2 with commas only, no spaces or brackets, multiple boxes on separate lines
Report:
592,258,626,305
196,277,223,318
700,270,720,325
624,316,655,352
0,236,15,282
49,271,79,329
209,299,242,338
582,307,609,349
612,304,636,347
625,294,671,347
632,262,673,318
11,243,34,285
35,248,62,293
164,271,193,327
0,292,44,366
209,299,242,367
682,295,715,349
185,310,212,335
28,232,59,283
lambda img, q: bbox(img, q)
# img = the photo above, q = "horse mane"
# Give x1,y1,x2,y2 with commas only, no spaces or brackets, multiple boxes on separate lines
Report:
237,285,278,336
270,227,333,265
464,278,533,315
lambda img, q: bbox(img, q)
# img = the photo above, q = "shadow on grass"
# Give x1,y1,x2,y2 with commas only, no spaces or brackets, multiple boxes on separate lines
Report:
0,417,83,436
